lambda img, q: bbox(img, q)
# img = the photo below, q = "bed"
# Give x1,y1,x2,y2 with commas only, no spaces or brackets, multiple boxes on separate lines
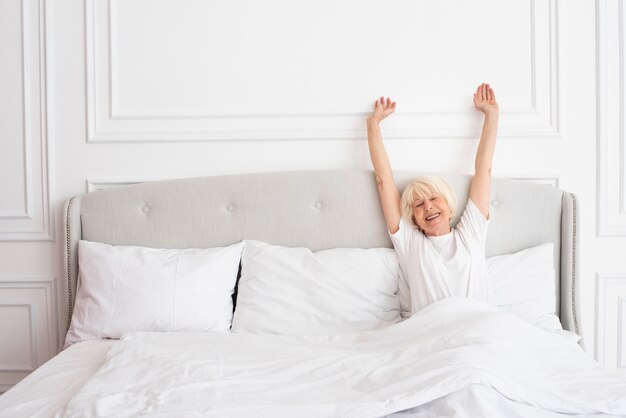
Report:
0,169,624,418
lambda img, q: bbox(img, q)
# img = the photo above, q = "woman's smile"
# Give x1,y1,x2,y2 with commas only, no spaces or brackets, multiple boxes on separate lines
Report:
425,212,441,221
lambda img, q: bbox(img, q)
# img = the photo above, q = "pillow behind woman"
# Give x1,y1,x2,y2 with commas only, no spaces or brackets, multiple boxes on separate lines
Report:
231,240,402,336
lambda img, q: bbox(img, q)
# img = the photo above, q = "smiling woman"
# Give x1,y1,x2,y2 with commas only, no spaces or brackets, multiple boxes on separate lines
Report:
366,83,499,316
400,176,457,237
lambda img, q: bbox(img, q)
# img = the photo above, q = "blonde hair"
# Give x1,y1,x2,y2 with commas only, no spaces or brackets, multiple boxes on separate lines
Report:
400,177,457,228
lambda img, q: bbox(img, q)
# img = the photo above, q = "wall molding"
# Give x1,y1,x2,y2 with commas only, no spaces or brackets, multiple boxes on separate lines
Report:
0,277,58,358
86,174,560,193
0,276,57,391
618,296,625,367
86,0,561,142
503,174,560,188
0,302,37,372
86,177,164,192
597,0,626,236
595,273,626,367
0,0,53,241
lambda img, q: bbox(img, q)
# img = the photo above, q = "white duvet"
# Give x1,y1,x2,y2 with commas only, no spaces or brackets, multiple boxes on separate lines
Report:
63,298,626,418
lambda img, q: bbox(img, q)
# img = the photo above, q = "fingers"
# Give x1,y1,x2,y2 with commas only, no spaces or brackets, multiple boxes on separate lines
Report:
377,97,394,108
475,83,495,102
374,96,396,113
486,83,492,101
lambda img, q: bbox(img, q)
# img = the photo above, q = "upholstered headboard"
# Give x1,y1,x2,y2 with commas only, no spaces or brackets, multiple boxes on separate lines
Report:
62,170,580,341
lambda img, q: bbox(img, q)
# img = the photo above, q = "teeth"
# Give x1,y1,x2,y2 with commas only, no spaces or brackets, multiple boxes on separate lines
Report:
426,213,440,221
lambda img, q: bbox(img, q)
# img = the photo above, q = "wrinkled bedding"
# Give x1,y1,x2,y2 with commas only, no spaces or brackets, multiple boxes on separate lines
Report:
62,298,626,418
0,340,115,418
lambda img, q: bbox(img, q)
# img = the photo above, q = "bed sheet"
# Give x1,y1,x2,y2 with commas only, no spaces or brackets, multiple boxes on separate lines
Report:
62,298,626,418
392,384,624,418
1,298,624,418
0,340,115,418
1,359,618,418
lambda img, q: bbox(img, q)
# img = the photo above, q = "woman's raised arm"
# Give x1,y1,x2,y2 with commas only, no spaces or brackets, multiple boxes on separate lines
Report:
469,83,499,219
367,97,402,234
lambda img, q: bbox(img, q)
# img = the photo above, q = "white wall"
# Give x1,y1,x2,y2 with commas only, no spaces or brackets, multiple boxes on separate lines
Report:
0,0,623,390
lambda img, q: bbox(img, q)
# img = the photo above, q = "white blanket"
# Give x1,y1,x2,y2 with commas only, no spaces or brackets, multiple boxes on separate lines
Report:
63,298,626,418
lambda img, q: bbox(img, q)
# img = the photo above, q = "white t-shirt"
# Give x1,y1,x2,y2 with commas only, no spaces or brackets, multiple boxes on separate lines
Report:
389,199,496,316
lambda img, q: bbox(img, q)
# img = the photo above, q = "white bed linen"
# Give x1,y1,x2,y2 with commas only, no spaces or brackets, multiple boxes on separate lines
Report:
65,240,244,347
0,340,114,418
63,298,626,418
391,384,625,418
232,240,401,335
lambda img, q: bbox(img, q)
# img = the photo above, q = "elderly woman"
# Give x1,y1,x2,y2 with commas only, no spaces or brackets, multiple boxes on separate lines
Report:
366,83,499,316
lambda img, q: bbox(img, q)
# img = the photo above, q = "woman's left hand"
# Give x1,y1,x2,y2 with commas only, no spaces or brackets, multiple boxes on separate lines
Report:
473,83,499,114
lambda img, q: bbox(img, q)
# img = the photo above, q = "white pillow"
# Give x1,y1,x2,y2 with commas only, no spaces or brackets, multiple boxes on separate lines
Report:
231,240,401,336
487,243,565,332
64,240,244,348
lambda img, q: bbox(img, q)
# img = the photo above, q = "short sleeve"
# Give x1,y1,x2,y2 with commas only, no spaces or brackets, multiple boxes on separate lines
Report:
456,199,490,248
388,217,416,258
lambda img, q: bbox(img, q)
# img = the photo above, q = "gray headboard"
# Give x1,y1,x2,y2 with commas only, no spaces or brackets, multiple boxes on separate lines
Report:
62,170,580,342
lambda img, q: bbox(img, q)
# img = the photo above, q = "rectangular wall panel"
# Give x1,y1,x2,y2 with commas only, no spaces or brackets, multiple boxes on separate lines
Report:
597,0,626,236
0,277,58,391
0,305,35,371
87,0,560,142
0,0,28,218
595,273,626,368
0,0,53,241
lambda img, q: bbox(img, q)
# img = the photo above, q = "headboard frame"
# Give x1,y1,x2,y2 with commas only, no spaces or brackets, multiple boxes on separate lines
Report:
62,170,580,344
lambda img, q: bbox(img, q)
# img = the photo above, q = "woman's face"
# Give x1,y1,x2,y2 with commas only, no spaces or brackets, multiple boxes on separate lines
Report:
412,192,452,237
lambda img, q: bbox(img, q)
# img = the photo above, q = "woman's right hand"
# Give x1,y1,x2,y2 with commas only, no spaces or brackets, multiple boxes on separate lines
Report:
367,96,396,126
